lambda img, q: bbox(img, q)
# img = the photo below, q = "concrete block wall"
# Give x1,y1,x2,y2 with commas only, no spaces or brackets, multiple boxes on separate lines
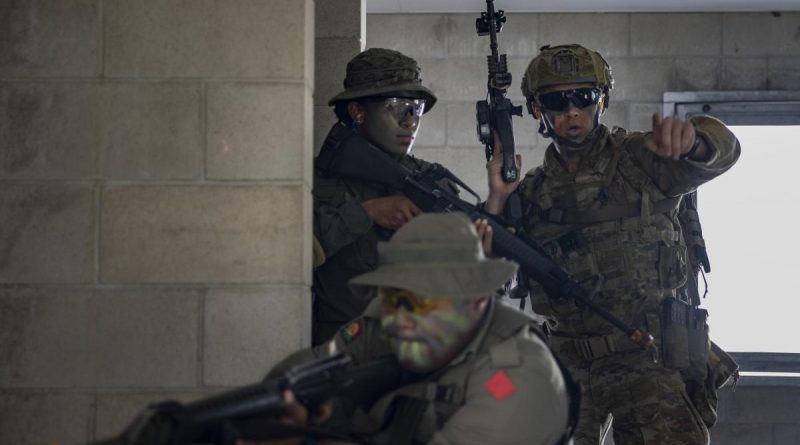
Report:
0,1,316,444
367,11,800,200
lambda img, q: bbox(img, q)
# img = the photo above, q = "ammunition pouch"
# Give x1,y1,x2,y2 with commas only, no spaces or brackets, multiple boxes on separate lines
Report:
659,297,739,427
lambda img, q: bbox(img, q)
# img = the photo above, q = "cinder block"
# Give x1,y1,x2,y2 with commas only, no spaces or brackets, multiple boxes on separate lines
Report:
422,58,488,102
414,105,446,148
448,13,540,58
95,391,212,441
724,12,800,56
0,184,94,283
674,57,721,91
0,287,200,387
632,14,722,56
627,103,660,133
0,392,92,445
709,422,773,445
366,14,448,58
206,83,310,180
768,57,800,90
104,83,203,180
607,57,673,102
601,101,630,130
721,58,767,90
315,37,363,106
0,0,98,77
101,185,306,284
539,13,629,57
203,286,312,386
314,106,338,156
317,0,364,39
724,386,800,423
104,0,311,78
774,423,800,445
0,83,96,179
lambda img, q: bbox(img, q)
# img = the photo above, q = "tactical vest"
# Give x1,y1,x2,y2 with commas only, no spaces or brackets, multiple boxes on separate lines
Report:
517,126,688,338
349,303,579,445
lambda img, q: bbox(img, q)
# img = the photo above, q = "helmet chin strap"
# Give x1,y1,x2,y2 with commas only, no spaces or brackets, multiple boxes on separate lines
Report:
539,104,603,152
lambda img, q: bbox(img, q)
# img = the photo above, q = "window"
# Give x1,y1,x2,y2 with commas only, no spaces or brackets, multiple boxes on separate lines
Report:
664,92,800,379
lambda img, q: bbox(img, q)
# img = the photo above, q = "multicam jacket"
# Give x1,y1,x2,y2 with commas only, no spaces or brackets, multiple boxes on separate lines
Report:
517,117,740,341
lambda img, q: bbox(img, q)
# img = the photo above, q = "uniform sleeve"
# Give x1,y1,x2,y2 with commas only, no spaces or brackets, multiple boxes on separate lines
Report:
428,334,570,445
313,178,375,259
624,114,741,197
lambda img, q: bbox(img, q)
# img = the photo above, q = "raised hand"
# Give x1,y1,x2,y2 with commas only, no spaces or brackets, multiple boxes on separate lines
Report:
644,113,698,161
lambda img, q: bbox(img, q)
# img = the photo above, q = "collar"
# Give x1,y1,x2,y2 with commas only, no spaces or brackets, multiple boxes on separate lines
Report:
542,124,612,176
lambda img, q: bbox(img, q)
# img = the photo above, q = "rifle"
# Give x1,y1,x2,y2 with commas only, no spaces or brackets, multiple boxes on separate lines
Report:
475,0,523,183
91,354,404,445
318,122,655,351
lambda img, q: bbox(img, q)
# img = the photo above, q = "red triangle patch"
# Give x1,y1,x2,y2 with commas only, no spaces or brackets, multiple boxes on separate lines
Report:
483,370,516,400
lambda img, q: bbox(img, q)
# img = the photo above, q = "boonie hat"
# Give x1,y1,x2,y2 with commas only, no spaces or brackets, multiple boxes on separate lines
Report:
349,213,517,298
328,48,438,112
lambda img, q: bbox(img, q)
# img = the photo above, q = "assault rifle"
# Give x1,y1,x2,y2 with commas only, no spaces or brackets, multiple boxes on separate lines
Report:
91,354,404,445
318,123,655,351
475,0,523,183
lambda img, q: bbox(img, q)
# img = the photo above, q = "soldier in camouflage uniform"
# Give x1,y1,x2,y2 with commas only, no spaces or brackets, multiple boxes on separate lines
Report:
484,44,741,444
248,213,574,445
314,48,450,345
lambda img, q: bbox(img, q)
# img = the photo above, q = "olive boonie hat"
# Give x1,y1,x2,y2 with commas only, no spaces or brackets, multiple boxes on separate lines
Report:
521,44,614,97
328,48,438,112
349,213,517,299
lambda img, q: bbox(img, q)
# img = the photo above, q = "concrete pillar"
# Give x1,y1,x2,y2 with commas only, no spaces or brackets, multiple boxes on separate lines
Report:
0,1,315,443
314,0,365,153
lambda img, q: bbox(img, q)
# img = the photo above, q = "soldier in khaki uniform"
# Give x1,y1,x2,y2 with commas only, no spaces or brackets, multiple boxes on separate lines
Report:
314,48,453,345
250,213,575,445
484,45,741,444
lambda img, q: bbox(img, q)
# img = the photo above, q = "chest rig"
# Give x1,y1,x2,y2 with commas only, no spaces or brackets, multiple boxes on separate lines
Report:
516,127,688,336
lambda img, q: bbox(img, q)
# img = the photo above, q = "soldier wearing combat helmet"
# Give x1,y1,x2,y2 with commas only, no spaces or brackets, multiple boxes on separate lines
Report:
484,44,741,444
313,49,457,346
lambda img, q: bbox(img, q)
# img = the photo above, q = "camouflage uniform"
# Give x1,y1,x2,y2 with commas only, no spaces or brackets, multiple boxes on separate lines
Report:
512,45,741,444
313,48,440,345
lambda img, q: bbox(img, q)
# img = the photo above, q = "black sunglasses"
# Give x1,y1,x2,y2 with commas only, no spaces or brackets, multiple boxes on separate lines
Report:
536,88,602,112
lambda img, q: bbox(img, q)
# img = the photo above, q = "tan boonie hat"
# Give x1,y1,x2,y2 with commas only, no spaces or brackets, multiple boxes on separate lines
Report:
521,44,614,97
349,213,517,299
328,48,438,112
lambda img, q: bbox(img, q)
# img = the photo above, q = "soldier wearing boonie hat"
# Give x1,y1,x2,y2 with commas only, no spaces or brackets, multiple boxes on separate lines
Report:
484,44,741,444
312,49,459,346
262,213,576,445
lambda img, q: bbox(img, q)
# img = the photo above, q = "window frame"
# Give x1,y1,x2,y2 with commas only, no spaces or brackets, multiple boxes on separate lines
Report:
663,90,800,384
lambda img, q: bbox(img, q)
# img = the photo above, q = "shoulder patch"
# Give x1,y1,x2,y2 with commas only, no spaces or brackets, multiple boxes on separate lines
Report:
483,370,516,401
338,319,363,346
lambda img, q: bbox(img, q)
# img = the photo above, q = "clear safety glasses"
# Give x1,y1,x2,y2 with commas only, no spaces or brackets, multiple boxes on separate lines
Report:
380,97,426,122
379,287,452,315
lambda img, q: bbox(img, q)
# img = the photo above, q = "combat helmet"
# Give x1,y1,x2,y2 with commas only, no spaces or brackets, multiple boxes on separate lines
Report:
520,44,613,109
328,48,437,112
